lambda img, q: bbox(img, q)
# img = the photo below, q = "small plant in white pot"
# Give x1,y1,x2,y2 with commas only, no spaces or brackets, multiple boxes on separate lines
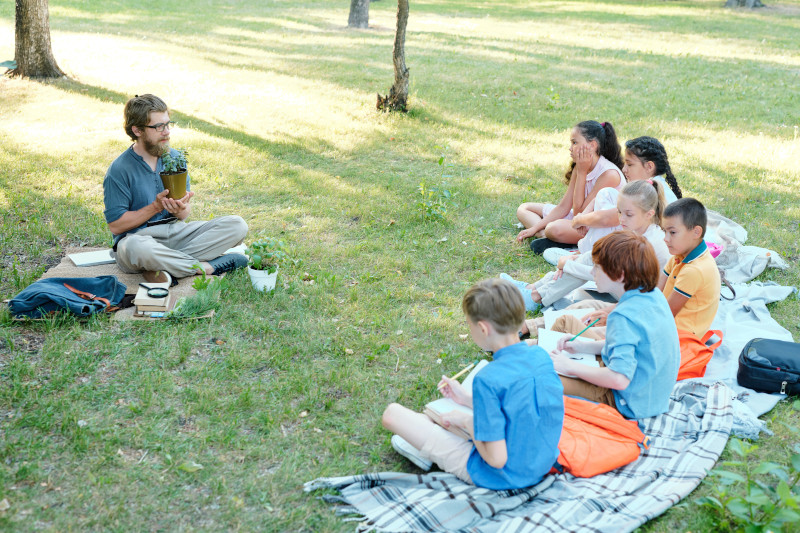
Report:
245,238,288,292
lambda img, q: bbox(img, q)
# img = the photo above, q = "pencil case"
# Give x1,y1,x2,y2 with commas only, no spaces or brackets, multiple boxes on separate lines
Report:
737,338,800,395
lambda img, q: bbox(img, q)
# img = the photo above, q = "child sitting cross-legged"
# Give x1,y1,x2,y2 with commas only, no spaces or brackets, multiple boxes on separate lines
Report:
382,278,565,490
504,179,671,339
567,197,721,339
550,231,680,419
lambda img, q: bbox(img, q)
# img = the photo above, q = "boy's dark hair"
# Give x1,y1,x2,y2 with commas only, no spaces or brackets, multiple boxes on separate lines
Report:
124,94,169,142
462,279,525,334
564,120,623,183
664,197,707,237
592,231,659,293
625,136,682,199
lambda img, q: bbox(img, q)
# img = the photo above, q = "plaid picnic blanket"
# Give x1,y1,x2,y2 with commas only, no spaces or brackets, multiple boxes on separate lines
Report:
305,381,733,533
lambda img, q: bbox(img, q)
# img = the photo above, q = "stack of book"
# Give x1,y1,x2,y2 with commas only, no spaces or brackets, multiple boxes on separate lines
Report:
133,282,171,316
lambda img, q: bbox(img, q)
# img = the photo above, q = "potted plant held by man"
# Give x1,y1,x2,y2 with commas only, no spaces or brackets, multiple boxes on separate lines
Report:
160,148,188,199
245,238,288,292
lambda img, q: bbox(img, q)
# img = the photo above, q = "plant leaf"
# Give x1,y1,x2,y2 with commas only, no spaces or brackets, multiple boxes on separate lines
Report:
711,469,746,483
177,460,204,473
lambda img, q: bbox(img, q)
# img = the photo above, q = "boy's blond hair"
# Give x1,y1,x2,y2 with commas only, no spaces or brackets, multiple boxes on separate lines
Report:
462,279,525,334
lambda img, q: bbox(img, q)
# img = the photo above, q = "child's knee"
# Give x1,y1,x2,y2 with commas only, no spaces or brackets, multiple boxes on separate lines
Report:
381,403,402,431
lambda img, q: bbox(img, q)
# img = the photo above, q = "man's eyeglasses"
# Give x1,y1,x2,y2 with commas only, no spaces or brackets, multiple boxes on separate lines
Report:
143,121,175,132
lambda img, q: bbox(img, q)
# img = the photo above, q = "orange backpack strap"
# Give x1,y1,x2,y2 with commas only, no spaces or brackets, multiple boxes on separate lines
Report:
62,283,111,309
700,330,724,351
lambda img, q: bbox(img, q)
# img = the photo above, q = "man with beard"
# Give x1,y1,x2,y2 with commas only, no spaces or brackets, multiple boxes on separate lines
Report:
103,94,248,282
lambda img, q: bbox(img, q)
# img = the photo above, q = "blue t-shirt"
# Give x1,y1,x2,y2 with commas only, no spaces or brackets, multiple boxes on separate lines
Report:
602,287,680,419
102,146,190,246
467,342,564,490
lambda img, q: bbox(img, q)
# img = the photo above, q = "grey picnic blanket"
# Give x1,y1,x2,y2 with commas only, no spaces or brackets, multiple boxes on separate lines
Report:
305,381,733,533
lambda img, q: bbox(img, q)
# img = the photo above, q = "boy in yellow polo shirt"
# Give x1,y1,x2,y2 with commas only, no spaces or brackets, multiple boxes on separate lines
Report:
660,198,720,335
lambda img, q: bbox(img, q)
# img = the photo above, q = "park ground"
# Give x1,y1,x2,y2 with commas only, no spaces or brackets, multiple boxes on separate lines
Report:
1,0,800,530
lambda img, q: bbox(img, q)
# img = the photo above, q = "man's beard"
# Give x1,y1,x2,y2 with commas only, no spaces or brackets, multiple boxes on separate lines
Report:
143,136,169,157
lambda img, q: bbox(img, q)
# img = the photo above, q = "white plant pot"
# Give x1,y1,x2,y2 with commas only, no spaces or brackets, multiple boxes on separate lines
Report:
248,266,278,292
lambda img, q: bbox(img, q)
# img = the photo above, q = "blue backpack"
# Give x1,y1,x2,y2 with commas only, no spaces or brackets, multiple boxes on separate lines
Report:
9,276,127,318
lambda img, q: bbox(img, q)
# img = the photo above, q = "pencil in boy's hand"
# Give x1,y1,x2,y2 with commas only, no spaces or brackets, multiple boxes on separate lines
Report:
437,361,476,391
569,318,600,342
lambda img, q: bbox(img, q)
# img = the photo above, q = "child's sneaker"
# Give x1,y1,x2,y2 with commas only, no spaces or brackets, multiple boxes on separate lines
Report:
391,435,432,471
499,274,541,313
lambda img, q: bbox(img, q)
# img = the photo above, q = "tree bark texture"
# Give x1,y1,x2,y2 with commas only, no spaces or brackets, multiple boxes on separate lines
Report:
348,0,369,28
11,0,64,78
377,0,409,112
725,0,765,7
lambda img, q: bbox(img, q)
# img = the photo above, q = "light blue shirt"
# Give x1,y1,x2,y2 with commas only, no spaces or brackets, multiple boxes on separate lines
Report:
103,146,191,246
468,342,564,490
602,287,680,419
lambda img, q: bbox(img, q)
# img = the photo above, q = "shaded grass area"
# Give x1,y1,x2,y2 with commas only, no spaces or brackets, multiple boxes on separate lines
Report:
0,0,799,530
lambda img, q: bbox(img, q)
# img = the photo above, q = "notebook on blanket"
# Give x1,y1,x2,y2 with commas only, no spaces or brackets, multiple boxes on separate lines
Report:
423,360,489,440
537,329,600,378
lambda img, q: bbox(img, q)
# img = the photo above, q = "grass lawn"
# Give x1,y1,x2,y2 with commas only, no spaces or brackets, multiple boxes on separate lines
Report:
1,0,799,530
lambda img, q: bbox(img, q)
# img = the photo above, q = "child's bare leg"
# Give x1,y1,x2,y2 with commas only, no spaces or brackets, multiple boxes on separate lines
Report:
544,219,582,244
382,403,442,450
516,202,545,229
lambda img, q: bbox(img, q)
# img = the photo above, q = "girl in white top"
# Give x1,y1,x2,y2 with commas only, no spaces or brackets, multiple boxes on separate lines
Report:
553,136,682,262
516,121,625,246
503,180,670,323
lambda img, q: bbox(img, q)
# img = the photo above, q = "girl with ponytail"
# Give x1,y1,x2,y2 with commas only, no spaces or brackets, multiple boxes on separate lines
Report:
516,120,625,251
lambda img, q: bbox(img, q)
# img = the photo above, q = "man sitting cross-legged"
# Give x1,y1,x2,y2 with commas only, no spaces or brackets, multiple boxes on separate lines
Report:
103,94,248,283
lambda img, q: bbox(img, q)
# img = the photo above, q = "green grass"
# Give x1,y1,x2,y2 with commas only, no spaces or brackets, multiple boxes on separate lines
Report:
1,0,799,530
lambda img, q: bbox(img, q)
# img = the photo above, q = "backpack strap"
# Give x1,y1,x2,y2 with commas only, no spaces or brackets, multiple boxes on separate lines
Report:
719,269,736,300
700,330,724,352
62,283,111,309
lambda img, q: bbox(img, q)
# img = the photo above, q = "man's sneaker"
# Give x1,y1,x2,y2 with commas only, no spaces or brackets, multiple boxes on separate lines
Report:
391,435,432,471
208,253,248,276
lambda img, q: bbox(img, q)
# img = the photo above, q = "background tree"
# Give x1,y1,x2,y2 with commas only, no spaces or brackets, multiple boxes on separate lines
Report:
10,0,64,78
348,0,369,28
376,0,409,112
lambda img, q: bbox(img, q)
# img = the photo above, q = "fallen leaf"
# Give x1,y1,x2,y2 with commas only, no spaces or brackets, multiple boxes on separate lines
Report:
177,460,204,473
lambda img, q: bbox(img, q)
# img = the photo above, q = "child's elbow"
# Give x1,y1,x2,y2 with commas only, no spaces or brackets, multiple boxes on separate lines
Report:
611,374,631,391
487,455,507,469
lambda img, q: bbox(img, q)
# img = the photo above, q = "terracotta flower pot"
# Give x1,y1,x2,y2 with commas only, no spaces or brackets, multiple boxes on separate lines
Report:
160,171,187,199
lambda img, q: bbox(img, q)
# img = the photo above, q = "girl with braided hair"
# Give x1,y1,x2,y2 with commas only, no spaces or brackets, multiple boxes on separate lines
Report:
515,120,625,250
622,136,682,202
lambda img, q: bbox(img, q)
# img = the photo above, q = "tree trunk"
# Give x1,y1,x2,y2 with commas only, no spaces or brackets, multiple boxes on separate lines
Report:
10,0,64,78
377,0,409,112
348,0,369,28
725,0,765,7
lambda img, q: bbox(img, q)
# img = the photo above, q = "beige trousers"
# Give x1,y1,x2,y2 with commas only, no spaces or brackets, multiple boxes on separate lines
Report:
114,215,248,278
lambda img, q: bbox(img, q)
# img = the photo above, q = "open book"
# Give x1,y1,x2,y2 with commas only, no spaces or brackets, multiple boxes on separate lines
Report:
422,359,488,440
537,328,600,378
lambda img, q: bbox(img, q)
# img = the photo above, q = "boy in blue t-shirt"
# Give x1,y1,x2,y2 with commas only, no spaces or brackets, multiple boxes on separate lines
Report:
551,231,680,419
382,279,564,490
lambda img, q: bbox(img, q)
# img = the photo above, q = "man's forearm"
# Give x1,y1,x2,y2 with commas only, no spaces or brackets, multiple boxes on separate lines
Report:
107,203,162,235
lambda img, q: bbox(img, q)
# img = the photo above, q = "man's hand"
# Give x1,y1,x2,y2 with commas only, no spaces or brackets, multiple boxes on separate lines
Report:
159,191,194,219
